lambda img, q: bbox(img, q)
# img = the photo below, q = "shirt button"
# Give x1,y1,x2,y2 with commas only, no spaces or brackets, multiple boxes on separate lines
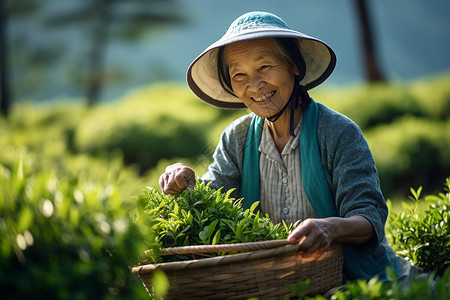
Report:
282,207,289,214
282,177,288,184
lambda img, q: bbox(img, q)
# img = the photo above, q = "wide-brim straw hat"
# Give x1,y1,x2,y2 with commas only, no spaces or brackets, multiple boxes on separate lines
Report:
187,11,336,109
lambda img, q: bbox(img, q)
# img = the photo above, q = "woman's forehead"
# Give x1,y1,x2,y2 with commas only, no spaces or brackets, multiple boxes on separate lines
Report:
224,38,282,65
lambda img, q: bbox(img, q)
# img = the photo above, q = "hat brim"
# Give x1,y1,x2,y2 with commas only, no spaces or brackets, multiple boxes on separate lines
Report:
187,28,336,109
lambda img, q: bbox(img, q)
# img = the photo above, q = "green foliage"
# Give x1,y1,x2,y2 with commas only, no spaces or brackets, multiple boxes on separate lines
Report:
73,83,246,173
318,83,425,130
387,178,450,274
315,74,450,130
294,268,450,300
150,269,169,300
1,101,83,163
365,117,450,195
0,150,148,298
329,268,449,300
134,180,292,263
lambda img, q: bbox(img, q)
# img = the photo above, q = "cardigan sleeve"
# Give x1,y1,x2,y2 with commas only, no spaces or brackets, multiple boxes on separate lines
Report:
200,114,252,198
317,103,388,256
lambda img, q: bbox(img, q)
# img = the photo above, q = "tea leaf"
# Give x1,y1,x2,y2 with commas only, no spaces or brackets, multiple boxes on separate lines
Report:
212,229,221,245
151,269,169,299
408,186,422,202
206,219,219,242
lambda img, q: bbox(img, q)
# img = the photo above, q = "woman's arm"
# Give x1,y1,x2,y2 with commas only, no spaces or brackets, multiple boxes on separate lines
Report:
317,104,388,255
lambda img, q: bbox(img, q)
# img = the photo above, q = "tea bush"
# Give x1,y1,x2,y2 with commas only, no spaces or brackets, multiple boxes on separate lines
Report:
316,83,425,130
315,73,450,129
409,74,450,120
0,148,149,299
290,268,449,300
387,178,450,275
73,83,246,173
328,268,449,300
365,117,450,195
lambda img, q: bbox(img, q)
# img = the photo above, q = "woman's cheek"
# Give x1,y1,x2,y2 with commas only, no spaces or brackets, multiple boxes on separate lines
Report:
231,84,246,100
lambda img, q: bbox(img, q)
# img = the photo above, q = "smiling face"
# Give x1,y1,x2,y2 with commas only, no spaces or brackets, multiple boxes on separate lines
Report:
224,38,299,118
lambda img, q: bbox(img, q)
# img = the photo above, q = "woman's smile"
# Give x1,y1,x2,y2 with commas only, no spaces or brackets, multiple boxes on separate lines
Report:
251,91,276,103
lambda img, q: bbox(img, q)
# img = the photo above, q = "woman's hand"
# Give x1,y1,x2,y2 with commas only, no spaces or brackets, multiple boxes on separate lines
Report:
159,163,195,195
287,216,374,260
287,218,335,260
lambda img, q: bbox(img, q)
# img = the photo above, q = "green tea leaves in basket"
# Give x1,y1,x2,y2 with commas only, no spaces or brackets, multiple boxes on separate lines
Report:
134,180,293,262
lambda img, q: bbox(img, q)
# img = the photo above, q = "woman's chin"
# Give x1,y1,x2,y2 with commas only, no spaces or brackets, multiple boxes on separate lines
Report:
252,105,286,119
252,110,279,119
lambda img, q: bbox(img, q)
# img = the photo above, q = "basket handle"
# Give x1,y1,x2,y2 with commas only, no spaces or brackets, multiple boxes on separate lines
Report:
159,239,294,256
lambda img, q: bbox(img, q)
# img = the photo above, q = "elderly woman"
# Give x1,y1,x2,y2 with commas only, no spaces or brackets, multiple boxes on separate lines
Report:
159,11,405,282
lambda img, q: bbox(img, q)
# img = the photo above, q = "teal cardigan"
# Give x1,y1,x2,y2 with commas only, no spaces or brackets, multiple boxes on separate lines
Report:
201,100,402,281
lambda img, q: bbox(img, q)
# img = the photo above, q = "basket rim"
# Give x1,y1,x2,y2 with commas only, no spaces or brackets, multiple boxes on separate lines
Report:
132,242,341,275
159,239,291,256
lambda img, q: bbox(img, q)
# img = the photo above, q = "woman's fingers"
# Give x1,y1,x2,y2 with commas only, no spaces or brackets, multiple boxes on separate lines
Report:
287,221,309,243
159,173,166,191
174,167,195,191
288,218,334,259
159,164,195,195
298,246,327,261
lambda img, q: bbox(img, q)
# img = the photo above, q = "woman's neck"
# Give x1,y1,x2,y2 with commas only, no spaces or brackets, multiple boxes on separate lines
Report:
266,107,303,153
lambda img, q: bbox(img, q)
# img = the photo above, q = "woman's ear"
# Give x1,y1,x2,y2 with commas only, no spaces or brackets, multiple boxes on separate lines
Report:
293,65,301,77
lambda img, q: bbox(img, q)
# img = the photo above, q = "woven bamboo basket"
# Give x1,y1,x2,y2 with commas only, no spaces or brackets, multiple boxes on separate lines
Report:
132,240,343,299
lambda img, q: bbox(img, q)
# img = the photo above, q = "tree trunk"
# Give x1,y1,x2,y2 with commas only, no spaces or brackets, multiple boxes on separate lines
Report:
0,0,10,116
86,0,109,106
354,0,386,82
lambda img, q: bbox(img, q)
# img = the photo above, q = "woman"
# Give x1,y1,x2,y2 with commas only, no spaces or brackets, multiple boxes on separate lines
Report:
159,11,405,282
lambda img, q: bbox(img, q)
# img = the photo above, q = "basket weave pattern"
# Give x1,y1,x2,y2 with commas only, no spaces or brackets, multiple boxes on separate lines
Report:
132,241,343,299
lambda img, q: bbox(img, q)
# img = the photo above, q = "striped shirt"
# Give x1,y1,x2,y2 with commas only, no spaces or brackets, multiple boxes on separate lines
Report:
259,118,317,225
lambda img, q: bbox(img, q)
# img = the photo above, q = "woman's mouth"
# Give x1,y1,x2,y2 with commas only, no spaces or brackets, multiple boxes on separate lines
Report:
251,91,275,102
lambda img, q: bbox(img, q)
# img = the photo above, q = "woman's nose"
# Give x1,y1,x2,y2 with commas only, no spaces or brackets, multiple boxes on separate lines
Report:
248,73,264,91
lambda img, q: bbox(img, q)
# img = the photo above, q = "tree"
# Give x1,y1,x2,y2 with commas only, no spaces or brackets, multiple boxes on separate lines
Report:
46,0,185,106
353,0,386,82
1,0,52,116
0,0,10,116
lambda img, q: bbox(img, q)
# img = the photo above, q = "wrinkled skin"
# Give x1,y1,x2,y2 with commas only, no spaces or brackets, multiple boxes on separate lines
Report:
159,163,195,195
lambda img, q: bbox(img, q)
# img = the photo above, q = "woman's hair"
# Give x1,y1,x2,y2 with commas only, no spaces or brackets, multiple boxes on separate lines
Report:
217,38,306,96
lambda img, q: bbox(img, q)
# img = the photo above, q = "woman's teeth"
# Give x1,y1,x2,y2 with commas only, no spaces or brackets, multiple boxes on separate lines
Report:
252,91,275,102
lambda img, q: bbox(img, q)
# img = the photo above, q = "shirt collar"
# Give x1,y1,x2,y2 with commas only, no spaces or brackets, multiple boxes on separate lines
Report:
259,115,303,158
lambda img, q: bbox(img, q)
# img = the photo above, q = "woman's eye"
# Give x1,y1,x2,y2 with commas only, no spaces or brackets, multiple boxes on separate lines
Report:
232,73,245,80
260,65,271,70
